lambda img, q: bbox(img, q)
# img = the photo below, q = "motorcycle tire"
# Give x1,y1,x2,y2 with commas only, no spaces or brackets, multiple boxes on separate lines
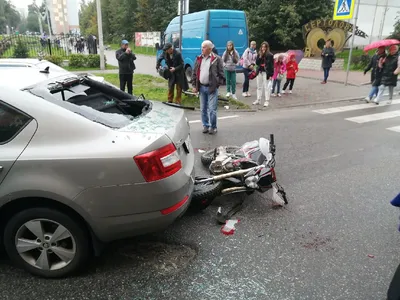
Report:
189,176,223,211
200,146,242,167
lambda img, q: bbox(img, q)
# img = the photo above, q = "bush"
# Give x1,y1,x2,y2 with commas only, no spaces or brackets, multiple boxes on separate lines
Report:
351,54,371,70
44,55,64,66
68,54,107,68
13,38,29,58
69,54,87,67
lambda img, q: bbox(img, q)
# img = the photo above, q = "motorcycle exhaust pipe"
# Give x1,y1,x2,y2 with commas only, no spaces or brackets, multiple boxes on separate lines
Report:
221,187,248,194
195,167,260,184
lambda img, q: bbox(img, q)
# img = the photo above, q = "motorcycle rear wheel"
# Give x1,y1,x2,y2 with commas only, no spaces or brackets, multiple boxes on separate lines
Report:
189,176,223,211
200,146,242,167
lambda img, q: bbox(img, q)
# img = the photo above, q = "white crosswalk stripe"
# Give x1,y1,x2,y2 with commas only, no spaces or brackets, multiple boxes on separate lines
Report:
312,98,400,133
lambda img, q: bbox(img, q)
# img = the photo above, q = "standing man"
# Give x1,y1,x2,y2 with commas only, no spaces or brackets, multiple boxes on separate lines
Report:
364,46,386,101
191,40,225,135
116,40,136,95
321,39,336,84
156,43,188,105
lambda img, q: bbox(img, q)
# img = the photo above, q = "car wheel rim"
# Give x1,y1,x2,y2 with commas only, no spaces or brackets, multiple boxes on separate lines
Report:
15,219,76,271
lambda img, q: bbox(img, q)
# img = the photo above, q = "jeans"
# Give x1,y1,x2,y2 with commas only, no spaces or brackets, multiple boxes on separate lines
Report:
243,68,251,93
283,78,295,91
272,79,281,94
368,86,379,99
119,73,133,94
199,85,218,129
375,85,395,103
224,70,237,94
256,72,271,101
323,67,330,82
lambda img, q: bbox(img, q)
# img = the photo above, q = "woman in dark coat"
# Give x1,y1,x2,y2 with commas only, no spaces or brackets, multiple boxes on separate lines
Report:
156,43,189,104
364,47,386,102
374,45,399,105
321,39,336,84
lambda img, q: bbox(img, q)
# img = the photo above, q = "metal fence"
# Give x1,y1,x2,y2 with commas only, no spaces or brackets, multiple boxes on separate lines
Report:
0,34,99,58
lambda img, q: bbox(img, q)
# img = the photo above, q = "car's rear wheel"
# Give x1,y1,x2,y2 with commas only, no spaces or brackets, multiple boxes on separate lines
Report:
3,208,90,278
185,66,193,82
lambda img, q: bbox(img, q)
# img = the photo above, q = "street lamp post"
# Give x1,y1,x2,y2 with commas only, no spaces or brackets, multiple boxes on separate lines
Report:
344,0,361,86
96,0,105,70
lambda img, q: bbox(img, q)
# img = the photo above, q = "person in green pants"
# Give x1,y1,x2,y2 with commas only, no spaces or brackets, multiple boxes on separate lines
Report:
222,41,240,100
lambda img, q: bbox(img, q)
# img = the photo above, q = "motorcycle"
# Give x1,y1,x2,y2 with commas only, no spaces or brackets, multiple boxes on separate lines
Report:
191,134,288,212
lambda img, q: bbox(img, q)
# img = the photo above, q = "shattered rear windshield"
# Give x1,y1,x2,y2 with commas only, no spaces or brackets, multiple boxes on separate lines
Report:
27,75,149,129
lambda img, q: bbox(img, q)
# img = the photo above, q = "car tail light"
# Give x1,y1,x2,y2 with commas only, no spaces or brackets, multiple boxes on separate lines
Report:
134,143,182,182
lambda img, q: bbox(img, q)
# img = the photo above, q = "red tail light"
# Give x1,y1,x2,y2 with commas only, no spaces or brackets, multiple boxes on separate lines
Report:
134,143,182,182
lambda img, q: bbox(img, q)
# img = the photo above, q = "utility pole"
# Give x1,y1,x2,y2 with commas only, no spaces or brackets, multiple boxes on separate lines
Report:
369,0,378,43
60,0,69,55
96,0,105,70
179,0,184,52
46,0,52,40
378,0,389,40
345,0,361,86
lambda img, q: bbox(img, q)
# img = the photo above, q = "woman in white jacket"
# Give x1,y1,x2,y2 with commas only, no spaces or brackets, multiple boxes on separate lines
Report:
222,41,240,100
241,41,257,97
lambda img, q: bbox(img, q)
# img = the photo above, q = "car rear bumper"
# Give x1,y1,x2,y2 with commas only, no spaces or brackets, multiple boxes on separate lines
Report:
87,168,195,242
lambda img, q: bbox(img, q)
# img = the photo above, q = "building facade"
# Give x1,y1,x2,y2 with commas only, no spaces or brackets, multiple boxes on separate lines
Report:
47,0,80,35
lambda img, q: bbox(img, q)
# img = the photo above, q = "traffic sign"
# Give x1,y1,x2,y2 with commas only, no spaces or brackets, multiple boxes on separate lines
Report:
333,0,355,20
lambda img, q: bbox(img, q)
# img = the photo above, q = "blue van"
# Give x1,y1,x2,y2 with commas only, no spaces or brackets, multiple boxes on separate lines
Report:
155,9,249,81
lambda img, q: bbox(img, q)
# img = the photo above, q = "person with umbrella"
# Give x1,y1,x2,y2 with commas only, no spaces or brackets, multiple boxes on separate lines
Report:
156,43,189,105
373,45,400,105
364,46,386,102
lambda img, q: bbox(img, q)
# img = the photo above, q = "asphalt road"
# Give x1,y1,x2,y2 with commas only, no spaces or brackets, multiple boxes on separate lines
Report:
1,99,400,300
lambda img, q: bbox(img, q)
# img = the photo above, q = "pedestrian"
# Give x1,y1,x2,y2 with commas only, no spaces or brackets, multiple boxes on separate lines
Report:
156,42,189,105
271,55,286,97
191,40,225,135
253,41,274,107
364,47,386,102
282,53,298,94
241,41,257,97
222,41,240,100
373,45,400,105
115,40,137,95
321,39,336,84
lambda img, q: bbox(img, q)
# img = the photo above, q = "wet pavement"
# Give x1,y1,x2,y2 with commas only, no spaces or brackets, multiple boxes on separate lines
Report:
1,104,399,299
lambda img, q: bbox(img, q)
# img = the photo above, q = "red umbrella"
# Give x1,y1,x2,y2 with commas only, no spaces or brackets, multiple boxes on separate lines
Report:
364,39,400,52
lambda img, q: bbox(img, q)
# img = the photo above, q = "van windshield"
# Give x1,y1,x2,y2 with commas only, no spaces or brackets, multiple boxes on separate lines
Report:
26,75,152,129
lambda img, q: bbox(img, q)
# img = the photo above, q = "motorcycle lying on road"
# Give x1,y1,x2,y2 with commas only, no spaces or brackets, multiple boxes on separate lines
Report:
191,134,288,213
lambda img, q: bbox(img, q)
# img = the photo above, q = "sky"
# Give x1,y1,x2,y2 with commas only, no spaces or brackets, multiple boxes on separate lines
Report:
11,0,399,45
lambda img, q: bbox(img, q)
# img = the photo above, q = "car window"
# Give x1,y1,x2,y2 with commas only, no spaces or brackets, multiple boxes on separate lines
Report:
0,101,32,144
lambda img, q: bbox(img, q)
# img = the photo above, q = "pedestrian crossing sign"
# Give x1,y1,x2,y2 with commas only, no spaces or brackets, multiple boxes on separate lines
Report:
333,0,355,20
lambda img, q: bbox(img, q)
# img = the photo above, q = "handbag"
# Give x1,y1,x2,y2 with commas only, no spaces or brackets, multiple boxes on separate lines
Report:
277,73,284,81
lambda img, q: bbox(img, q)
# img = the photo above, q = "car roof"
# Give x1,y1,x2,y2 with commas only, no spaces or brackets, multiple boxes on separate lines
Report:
0,68,75,90
0,58,43,64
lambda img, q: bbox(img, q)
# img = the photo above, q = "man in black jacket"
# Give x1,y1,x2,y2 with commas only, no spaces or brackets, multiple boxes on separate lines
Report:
156,43,188,105
116,40,136,95
364,46,386,101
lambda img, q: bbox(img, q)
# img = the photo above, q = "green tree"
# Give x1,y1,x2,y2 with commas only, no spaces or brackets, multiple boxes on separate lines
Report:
13,38,29,58
392,15,400,38
0,0,21,33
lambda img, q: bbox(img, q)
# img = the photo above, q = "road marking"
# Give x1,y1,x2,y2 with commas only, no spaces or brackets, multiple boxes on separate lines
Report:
387,126,400,133
345,110,400,124
312,99,400,114
189,115,240,124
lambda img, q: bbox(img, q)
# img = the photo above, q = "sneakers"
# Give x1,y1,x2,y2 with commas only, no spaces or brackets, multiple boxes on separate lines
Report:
247,92,251,97
242,92,247,97
388,99,392,105
231,94,238,100
208,128,217,135
202,127,209,133
264,101,269,107
226,92,231,98
282,90,286,94
271,93,277,97
253,99,261,105
277,93,282,97
321,81,327,84
365,96,371,103
289,90,292,94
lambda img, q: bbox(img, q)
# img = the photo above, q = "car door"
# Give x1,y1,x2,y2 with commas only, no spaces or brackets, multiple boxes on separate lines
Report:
0,100,37,185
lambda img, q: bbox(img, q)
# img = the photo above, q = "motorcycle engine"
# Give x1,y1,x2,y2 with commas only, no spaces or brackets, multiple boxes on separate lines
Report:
245,175,259,189
209,146,237,175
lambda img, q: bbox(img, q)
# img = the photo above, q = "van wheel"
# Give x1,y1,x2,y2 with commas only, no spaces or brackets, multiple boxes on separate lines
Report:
185,66,193,82
3,208,90,278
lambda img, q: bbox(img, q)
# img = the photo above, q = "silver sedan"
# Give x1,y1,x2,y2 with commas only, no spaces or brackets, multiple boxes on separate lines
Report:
0,69,195,278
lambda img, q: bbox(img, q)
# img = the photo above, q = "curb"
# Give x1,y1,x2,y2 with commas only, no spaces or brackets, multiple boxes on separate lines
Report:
296,75,361,86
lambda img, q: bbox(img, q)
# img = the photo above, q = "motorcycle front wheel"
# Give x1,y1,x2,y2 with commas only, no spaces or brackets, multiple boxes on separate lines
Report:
189,176,223,211
200,146,242,167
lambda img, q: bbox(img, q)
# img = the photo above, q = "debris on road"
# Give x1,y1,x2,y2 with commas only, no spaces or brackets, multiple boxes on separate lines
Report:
221,219,240,235
368,254,375,258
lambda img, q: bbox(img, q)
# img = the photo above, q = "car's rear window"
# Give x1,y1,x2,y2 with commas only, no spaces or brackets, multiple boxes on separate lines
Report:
27,75,151,129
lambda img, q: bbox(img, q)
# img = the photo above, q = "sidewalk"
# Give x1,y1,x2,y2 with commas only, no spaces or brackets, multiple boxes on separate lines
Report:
297,69,369,86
